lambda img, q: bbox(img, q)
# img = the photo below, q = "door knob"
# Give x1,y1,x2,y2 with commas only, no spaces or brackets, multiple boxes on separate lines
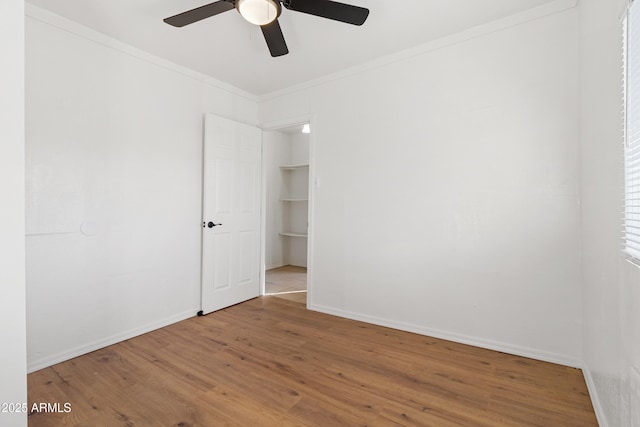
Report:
207,221,222,228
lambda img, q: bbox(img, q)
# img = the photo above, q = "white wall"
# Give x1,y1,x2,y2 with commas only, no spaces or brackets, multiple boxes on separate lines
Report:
264,131,289,269
290,133,311,165
259,5,582,365
25,6,257,371
286,133,310,267
579,0,640,425
0,0,27,425
264,131,310,269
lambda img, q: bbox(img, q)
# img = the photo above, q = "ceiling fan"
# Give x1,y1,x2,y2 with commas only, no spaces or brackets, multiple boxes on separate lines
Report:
163,0,370,57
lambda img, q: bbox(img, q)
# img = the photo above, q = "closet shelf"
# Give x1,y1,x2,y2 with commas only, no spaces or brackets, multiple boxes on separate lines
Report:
279,232,308,238
279,164,309,170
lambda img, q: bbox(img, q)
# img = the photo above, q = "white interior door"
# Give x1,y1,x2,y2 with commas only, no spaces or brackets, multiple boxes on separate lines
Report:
201,114,262,315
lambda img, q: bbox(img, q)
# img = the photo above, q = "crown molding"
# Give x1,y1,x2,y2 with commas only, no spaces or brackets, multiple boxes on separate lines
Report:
258,0,577,103
25,3,259,103
25,0,578,105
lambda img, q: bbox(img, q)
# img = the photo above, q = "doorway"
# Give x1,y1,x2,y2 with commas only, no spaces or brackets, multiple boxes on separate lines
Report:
262,121,312,304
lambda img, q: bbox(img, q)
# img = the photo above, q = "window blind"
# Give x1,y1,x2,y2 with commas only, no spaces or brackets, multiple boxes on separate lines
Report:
626,0,640,260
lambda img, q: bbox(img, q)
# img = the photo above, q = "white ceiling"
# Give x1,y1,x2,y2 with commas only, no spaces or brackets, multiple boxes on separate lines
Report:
26,0,558,96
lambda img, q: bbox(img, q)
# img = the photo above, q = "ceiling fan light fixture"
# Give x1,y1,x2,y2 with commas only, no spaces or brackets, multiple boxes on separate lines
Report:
237,0,279,26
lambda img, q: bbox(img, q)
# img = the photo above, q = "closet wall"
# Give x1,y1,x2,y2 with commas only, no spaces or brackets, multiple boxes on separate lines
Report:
264,129,310,269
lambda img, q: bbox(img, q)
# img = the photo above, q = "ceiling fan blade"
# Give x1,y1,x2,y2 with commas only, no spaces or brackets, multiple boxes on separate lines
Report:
284,0,369,26
164,0,234,27
261,20,289,57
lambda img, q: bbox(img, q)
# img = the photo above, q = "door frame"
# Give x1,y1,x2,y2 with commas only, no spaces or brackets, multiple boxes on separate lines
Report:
260,114,315,306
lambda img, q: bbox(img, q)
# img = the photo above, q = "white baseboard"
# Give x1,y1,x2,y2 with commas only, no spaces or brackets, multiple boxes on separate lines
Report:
27,308,199,373
582,365,609,427
308,303,582,368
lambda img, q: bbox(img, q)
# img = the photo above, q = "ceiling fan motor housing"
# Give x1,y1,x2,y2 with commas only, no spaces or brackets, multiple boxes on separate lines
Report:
164,0,370,57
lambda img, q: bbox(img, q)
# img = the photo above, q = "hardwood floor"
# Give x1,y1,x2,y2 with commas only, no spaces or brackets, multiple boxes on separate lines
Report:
28,297,597,426
265,265,307,304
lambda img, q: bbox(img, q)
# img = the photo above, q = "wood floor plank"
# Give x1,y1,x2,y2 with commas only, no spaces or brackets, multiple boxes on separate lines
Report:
27,296,597,426
196,385,302,427
265,266,307,295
